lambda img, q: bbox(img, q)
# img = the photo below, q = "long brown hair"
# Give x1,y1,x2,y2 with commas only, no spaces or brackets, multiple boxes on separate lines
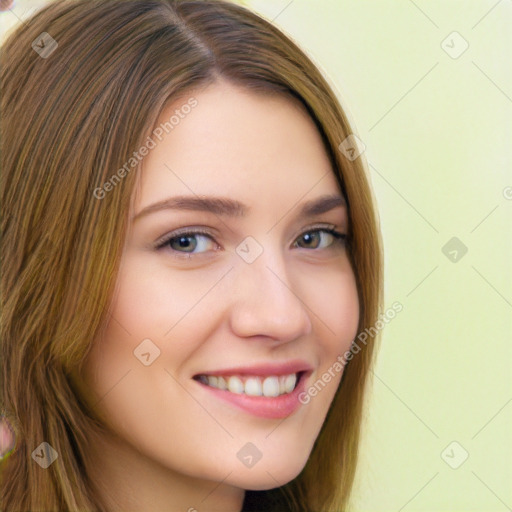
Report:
0,1,383,510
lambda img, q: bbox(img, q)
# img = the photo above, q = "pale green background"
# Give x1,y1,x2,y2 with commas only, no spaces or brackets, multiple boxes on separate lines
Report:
2,1,511,511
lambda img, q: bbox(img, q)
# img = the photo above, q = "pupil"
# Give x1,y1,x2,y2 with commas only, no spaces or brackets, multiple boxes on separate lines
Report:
174,236,196,251
303,232,318,247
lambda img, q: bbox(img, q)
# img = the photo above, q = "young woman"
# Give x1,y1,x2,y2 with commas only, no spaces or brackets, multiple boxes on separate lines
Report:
0,1,383,510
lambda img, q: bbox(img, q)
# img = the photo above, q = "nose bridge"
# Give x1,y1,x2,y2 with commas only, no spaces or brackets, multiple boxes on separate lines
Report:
228,238,313,342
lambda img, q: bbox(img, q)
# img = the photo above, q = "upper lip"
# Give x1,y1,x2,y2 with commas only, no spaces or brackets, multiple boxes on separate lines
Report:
194,360,313,378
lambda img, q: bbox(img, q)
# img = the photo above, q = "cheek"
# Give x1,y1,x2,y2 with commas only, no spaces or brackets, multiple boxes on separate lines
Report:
110,257,193,330
105,256,218,349
295,262,359,412
81,256,226,402
300,261,359,412
305,260,360,353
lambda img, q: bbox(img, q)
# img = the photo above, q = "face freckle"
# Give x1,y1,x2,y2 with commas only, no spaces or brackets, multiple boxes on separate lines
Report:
80,78,360,503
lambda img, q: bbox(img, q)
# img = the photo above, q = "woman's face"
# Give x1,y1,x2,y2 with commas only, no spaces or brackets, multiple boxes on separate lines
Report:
81,80,359,498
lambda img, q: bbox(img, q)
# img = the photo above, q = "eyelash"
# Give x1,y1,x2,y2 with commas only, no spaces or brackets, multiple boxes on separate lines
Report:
154,224,347,259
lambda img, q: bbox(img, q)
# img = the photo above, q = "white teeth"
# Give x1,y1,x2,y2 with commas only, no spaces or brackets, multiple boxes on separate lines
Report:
244,377,263,396
227,376,244,394
284,374,297,393
262,376,280,397
216,376,227,390
198,373,299,397
279,375,287,395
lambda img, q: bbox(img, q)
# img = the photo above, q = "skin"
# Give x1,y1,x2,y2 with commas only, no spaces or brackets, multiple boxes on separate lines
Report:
79,79,360,512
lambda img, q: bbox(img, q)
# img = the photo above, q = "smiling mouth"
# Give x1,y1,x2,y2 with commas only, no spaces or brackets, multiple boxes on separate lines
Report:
193,372,303,398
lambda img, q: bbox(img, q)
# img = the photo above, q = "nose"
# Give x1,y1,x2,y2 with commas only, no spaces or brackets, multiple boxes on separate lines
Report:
227,248,313,344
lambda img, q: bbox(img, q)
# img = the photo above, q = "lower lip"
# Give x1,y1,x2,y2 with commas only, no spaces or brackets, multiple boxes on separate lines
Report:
195,373,309,419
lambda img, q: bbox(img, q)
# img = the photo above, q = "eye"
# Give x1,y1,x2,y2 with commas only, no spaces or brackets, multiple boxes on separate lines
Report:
294,227,346,250
156,229,217,257
155,225,346,259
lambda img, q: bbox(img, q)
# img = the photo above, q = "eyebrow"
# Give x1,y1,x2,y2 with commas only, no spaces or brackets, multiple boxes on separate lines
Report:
132,193,346,221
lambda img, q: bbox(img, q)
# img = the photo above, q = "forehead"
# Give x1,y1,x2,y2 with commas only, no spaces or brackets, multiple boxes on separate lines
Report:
134,80,342,215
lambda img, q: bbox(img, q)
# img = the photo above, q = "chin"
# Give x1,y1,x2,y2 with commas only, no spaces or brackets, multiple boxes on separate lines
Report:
226,454,310,491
